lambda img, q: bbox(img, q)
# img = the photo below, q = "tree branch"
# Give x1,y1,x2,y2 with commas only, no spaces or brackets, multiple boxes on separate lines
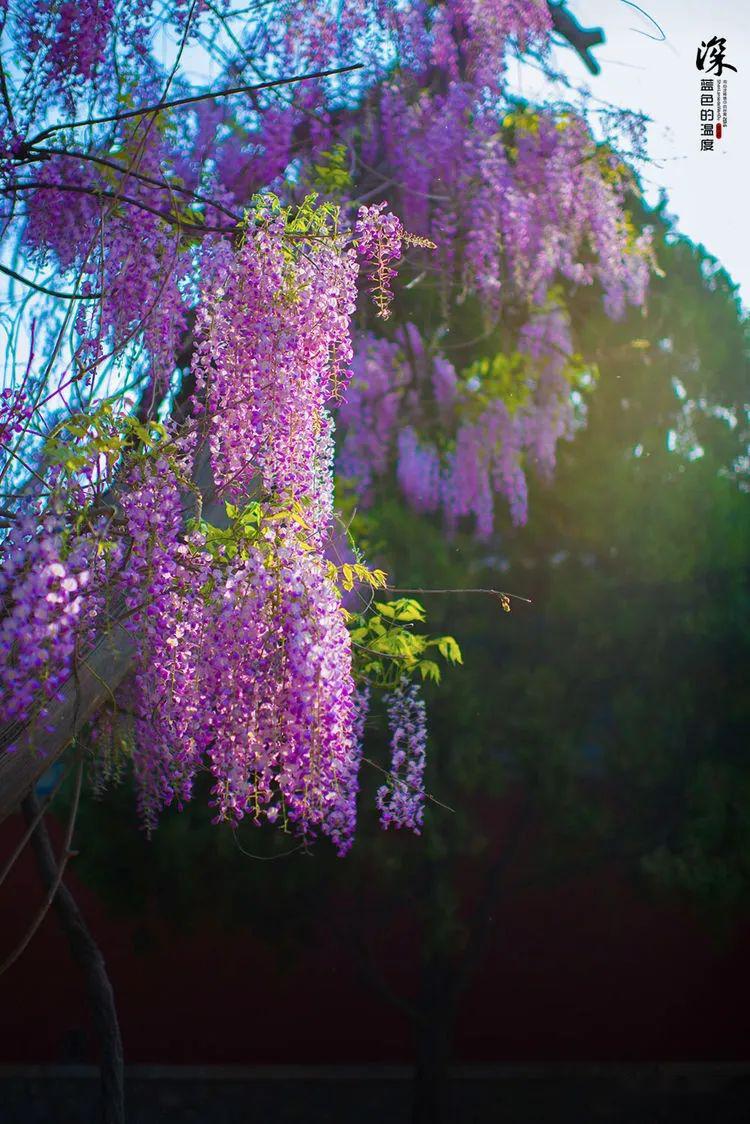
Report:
34,147,242,223
25,63,364,146
0,753,83,976
547,2,605,75
19,785,125,1124
8,180,235,235
0,262,101,301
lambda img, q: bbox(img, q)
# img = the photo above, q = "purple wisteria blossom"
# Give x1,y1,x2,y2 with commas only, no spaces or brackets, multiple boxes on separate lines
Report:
376,679,428,834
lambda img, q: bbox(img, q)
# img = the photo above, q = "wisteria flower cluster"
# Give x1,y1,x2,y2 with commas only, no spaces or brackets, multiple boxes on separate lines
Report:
339,309,580,537
356,203,436,319
23,141,196,391
0,388,33,447
0,187,445,852
0,0,654,854
95,201,370,851
376,678,428,834
0,515,92,736
118,477,364,852
355,203,406,320
192,197,358,537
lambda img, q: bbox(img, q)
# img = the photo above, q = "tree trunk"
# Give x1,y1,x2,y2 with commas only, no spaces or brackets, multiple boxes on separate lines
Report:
412,960,455,1124
21,791,125,1124
412,1022,453,1124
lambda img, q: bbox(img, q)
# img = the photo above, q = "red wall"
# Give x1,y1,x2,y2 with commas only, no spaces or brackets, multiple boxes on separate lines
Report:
1,811,748,1066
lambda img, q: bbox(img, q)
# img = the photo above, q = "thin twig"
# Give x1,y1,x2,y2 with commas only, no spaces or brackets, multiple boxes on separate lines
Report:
0,262,101,301
387,586,533,605
362,756,455,815
0,757,75,891
0,752,84,977
35,146,242,222
26,64,364,145
7,180,234,235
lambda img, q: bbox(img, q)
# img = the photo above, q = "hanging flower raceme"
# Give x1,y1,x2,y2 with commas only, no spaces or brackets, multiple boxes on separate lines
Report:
192,199,358,539
355,203,404,320
118,499,365,853
193,519,362,855
22,141,195,391
118,455,210,831
0,515,93,738
356,203,436,320
376,678,428,834
274,524,361,853
337,301,598,537
113,203,377,852
369,88,652,318
0,195,442,852
0,388,33,448
517,308,578,478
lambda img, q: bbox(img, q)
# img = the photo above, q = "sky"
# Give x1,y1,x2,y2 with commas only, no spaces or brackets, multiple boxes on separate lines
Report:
518,0,750,308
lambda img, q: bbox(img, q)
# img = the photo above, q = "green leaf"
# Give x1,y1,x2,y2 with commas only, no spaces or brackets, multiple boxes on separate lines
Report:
374,598,426,622
418,660,441,684
436,635,463,665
